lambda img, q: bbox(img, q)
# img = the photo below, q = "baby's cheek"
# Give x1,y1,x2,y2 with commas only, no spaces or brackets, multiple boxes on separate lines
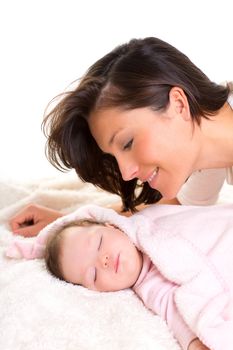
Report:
98,276,116,292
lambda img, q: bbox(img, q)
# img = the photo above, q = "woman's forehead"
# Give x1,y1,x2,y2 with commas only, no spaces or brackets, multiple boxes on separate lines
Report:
89,106,157,127
88,108,133,143
89,107,157,147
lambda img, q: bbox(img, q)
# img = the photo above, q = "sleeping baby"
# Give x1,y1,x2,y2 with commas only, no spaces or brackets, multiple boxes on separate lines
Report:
6,204,233,350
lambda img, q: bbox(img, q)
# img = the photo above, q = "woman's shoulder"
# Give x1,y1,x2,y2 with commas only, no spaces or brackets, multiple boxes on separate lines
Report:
177,168,226,205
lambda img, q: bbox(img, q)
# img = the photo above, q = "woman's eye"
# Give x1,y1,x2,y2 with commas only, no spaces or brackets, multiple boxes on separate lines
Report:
123,139,133,150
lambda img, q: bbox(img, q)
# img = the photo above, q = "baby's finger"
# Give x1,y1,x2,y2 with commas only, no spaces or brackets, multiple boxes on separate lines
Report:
10,213,35,231
13,224,39,237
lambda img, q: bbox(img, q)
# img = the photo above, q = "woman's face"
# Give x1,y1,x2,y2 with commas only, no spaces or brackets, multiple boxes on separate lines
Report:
89,89,202,199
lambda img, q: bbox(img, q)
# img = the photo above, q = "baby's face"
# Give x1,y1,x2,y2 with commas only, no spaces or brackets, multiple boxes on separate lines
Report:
60,223,142,292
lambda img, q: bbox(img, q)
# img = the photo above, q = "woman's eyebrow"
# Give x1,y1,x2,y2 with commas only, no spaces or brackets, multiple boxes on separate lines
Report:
109,127,123,145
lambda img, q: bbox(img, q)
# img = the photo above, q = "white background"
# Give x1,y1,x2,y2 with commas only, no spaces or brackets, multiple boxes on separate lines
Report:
0,0,232,181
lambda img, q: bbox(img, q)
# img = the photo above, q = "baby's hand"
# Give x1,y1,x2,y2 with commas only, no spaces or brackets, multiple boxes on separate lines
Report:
9,204,63,237
188,338,210,350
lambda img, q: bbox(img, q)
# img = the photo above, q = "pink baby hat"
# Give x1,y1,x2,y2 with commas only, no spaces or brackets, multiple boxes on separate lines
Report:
5,204,140,259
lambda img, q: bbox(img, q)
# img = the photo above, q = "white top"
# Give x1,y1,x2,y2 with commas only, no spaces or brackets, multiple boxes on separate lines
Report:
177,89,233,205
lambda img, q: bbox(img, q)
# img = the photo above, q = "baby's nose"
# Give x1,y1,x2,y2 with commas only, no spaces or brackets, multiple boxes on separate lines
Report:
101,254,109,268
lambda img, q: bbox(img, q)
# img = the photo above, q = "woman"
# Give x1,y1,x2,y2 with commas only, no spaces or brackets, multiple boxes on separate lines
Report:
10,37,233,237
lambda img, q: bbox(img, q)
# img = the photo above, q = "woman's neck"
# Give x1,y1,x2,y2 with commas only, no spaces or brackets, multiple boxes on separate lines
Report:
196,101,233,170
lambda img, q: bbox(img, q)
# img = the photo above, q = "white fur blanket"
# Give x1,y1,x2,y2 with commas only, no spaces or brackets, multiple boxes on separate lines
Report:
0,173,181,350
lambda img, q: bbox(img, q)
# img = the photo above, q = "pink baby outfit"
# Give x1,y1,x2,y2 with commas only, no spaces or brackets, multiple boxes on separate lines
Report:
133,254,195,349
6,204,233,350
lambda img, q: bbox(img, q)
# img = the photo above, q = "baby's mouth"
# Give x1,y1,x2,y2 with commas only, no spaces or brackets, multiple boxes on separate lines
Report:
115,254,120,273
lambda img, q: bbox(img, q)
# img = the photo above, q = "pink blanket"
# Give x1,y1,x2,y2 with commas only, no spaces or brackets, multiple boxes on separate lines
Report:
6,204,233,350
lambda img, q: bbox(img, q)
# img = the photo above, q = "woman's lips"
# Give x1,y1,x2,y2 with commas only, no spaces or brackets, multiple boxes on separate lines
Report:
115,253,120,273
147,167,158,184
139,168,159,184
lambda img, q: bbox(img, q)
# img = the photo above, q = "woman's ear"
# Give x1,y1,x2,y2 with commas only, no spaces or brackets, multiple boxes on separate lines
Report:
169,86,191,121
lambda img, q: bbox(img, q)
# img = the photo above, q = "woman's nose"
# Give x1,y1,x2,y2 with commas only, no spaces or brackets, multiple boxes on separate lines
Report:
118,158,139,181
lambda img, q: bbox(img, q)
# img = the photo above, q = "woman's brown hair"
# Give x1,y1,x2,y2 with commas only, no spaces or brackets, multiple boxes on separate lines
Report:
43,37,230,212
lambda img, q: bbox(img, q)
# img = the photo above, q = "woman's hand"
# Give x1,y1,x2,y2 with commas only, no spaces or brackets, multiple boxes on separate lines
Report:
188,338,210,350
9,204,63,237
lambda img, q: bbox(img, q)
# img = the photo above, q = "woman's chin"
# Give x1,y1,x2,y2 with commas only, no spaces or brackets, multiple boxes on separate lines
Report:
156,185,180,201
148,173,184,200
